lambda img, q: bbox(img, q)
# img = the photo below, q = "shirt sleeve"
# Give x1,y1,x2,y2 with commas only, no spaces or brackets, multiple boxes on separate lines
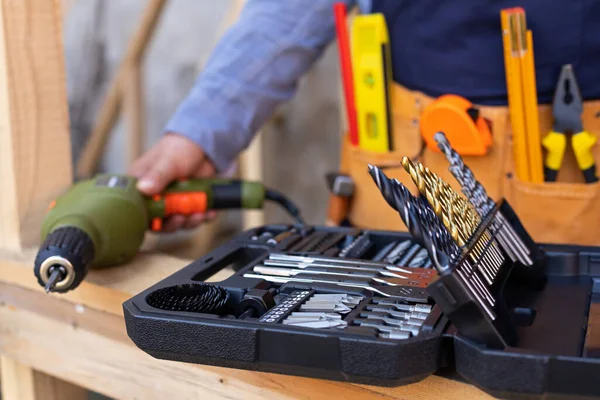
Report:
163,0,358,173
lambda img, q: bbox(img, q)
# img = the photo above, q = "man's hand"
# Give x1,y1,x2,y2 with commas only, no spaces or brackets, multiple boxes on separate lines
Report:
128,133,218,232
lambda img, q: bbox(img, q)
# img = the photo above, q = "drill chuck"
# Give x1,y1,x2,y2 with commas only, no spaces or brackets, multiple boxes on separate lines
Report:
34,226,96,293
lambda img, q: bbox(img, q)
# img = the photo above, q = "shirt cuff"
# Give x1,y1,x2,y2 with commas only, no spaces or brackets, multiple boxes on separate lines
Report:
163,97,247,174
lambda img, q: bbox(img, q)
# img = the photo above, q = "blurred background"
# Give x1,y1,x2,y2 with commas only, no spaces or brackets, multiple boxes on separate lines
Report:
63,0,343,260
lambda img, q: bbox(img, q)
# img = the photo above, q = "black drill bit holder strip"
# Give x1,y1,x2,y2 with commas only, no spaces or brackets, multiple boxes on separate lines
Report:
124,222,600,399
426,199,547,350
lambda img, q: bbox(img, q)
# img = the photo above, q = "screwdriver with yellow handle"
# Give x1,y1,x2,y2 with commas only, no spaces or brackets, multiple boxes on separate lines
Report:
34,174,304,294
542,64,598,183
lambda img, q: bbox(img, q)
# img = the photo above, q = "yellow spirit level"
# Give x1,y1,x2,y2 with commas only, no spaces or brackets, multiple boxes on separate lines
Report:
351,13,393,152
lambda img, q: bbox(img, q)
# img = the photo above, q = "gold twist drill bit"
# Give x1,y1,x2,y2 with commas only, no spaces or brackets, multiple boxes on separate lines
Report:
423,168,476,241
404,159,470,246
429,168,492,266
403,158,503,276
449,191,503,268
402,159,455,240
401,159,503,288
401,157,425,193
425,172,496,284
417,164,461,241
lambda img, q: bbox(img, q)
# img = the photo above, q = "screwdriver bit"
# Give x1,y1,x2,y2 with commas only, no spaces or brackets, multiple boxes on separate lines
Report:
283,319,348,329
372,241,397,261
371,299,432,313
384,240,414,264
379,331,411,340
310,293,363,303
299,303,352,313
289,312,342,319
355,319,421,336
365,306,430,321
360,312,424,327
356,321,413,338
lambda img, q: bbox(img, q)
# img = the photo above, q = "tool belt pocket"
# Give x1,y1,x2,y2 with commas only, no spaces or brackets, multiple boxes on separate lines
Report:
342,114,422,231
504,177,600,246
503,103,600,246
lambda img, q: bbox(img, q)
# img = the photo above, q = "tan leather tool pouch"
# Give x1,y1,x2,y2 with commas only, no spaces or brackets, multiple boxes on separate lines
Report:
341,83,600,246
500,102,600,246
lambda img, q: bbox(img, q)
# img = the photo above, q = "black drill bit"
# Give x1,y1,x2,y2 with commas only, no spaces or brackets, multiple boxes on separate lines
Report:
368,165,458,273
434,132,495,215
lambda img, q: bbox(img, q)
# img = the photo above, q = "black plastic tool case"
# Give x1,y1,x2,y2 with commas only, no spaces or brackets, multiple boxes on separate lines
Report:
123,219,600,399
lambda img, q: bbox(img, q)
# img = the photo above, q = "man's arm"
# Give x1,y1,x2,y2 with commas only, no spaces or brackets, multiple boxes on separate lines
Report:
163,0,358,173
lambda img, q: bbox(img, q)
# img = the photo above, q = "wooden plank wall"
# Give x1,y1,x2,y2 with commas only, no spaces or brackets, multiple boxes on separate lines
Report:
0,0,73,252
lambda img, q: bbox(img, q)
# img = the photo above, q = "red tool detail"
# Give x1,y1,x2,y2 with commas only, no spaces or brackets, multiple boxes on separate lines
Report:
334,3,359,146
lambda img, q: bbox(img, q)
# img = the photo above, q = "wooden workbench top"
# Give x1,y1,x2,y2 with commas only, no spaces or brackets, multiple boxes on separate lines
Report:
0,247,492,400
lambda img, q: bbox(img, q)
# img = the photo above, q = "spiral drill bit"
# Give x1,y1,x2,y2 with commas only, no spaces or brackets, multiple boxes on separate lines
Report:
368,165,458,273
369,165,504,314
401,157,479,247
434,131,494,215
400,158,509,284
391,180,459,273
433,131,533,266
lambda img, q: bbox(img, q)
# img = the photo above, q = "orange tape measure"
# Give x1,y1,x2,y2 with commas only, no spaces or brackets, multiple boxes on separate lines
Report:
420,94,492,156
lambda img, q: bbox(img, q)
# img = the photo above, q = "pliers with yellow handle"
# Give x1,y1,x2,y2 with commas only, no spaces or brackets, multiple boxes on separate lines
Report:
542,64,598,183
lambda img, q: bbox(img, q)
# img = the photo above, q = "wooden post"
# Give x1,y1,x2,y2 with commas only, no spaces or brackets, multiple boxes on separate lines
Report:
1,356,87,400
124,63,145,167
0,0,73,252
76,0,168,178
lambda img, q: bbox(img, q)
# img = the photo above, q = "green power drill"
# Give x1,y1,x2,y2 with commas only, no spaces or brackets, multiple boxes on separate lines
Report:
34,174,304,294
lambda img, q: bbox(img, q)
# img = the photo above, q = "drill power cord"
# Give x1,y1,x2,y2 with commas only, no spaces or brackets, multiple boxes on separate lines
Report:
264,188,305,225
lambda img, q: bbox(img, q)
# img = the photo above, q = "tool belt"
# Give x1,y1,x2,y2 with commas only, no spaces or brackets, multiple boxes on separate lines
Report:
341,82,600,246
